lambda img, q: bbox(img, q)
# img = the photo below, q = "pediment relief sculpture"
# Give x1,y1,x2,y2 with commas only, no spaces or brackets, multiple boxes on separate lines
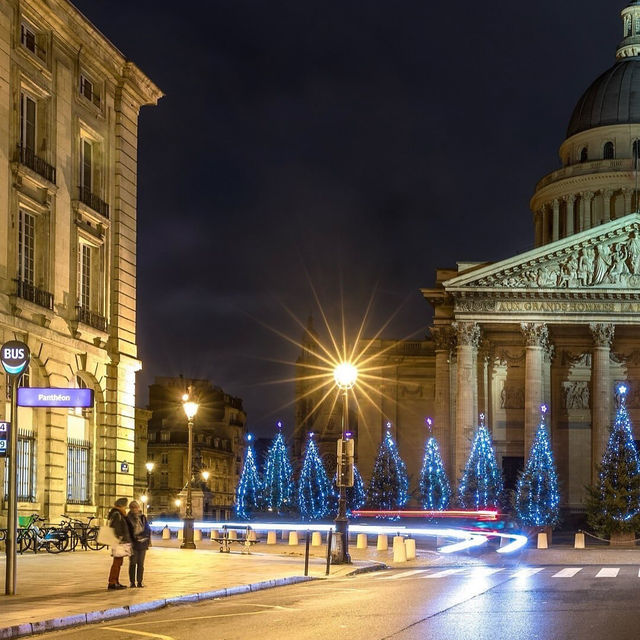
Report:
564,381,590,410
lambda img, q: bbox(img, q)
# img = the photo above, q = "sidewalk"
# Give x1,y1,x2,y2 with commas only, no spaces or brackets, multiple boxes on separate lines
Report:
0,541,376,639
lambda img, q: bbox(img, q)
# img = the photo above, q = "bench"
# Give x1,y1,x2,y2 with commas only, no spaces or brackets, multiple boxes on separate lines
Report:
211,525,260,554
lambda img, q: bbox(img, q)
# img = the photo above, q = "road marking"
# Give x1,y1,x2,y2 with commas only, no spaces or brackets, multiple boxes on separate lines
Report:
103,627,175,639
466,567,504,577
596,568,620,577
512,568,544,578
382,569,429,580
552,568,582,578
423,568,465,579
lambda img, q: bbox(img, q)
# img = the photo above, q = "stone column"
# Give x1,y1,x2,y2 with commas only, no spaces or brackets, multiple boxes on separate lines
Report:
521,323,549,458
603,189,613,223
589,323,614,485
552,198,560,242
565,194,575,235
431,326,455,474
582,191,594,232
534,211,543,247
453,322,480,478
541,206,549,245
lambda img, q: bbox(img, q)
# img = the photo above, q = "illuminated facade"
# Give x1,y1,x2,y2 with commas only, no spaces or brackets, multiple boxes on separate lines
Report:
296,2,640,511
0,0,162,524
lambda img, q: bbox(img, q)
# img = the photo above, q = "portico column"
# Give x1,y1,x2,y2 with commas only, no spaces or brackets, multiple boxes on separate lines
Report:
582,191,594,231
603,189,613,223
453,322,481,478
565,194,575,235
589,323,614,485
521,323,549,458
534,211,543,247
431,326,455,474
552,198,560,242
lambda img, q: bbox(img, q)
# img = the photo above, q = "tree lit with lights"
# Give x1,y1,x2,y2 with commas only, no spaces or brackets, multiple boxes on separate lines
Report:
419,418,451,511
458,414,503,509
587,384,640,536
298,433,333,520
262,422,295,514
514,405,560,527
235,434,262,520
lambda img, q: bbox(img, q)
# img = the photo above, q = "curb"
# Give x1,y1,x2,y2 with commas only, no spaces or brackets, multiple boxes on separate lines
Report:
0,576,315,639
345,562,389,576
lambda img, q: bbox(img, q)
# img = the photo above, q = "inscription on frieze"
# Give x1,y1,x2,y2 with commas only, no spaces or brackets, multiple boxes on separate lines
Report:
455,299,640,314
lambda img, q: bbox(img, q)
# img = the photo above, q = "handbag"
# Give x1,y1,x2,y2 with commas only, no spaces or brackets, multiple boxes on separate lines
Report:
111,542,132,558
97,525,119,547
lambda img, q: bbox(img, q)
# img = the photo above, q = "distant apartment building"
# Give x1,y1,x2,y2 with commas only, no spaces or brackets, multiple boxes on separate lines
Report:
0,0,162,524
145,377,246,520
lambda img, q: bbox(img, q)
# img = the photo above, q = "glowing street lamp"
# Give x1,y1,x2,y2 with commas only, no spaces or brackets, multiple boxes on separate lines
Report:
144,461,155,515
201,470,210,483
333,360,358,564
181,393,199,550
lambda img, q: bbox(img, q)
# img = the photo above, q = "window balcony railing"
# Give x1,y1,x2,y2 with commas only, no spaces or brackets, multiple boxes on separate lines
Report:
78,187,109,219
14,279,54,310
16,145,56,184
76,306,107,332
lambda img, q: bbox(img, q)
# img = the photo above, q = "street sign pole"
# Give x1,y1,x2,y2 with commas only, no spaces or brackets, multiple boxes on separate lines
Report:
1,340,30,596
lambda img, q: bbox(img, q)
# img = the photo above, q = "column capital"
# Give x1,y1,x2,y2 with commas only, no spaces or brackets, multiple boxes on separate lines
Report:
452,321,481,348
430,326,456,352
603,188,614,198
589,323,615,348
565,194,576,205
520,322,549,348
552,198,560,210
583,191,595,202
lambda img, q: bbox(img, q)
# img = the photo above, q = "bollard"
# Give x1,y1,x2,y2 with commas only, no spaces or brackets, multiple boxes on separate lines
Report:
311,532,322,547
304,531,311,576
162,526,170,540
574,532,586,549
356,533,368,550
289,531,299,546
393,536,407,562
211,529,219,540
194,529,202,542
267,530,277,545
228,529,238,540
404,538,416,560
247,529,257,542
537,532,548,549
177,528,183,540
377,534,388,551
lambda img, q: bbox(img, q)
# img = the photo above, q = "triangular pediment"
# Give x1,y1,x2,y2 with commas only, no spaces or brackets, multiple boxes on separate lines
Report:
444,214,640,292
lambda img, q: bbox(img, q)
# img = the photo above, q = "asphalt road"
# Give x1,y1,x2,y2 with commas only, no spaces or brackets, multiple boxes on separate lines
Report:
35,565,640,640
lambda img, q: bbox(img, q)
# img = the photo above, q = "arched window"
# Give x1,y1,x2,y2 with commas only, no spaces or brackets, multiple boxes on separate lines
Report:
633,140,640,164
626,14,632,37
603,141,614,160
635,17,640,35
580,147,588,163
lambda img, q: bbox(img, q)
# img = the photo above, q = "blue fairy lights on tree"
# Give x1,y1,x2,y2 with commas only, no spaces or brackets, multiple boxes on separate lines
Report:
366,424,409,513
419,418,451,511
347,464,366,514
235,434,262,520
458,414,503,509
262,421,295,514
514,405,560,527
297,433,333,520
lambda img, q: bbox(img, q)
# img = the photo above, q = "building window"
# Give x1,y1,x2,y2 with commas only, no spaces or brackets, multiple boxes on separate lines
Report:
160,431,170,442
80,74,101,107
3,430,36,502
161,453,168,465
66,438,91,504
18,210,35,286
20,93,36,153
635,17,640,35
78,242,91,310
160,471,168,488
603,141,614,160
634,140,640,164
20,22,46,61
81,139,93,194
579,147,588,163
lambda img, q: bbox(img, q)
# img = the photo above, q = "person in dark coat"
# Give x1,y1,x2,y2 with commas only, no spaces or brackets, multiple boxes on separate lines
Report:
107,497,133,590
126,500,151,587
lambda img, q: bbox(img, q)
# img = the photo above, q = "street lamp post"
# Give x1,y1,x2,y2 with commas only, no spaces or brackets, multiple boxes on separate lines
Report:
333,361,358,564
144,461,155,515
181,394,199,550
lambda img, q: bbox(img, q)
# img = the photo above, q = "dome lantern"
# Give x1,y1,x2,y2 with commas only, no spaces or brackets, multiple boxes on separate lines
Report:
617,1,640,59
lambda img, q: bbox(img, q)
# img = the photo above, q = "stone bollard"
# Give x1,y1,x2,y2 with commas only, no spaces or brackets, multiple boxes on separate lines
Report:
267,530,277,545
311,532,322,547
377,534,388,551
393,536,407,562
404,538,416,560
537,532,548,549
211,529,219,540
162,526,171,540
177,528,183,540
356,533,368,550
194,529,202,542
228,529,238,540
289,531,299,546
247,529,257,542
574,532,586,549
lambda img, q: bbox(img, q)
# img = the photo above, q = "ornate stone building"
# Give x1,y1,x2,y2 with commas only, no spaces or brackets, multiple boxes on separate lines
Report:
145,377,246,520
0,0,161,523
295,2,640,511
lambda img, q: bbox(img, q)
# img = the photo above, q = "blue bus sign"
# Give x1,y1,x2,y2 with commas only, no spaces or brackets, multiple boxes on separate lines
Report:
17,388,94,408
0,422,8,457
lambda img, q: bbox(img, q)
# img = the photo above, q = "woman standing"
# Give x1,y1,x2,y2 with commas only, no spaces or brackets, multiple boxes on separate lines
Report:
127,500,151,587
107,497,133,590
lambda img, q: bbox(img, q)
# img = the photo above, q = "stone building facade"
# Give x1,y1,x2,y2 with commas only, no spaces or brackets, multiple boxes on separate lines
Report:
145,377,246,520
295,2,640,511
0,0,161,523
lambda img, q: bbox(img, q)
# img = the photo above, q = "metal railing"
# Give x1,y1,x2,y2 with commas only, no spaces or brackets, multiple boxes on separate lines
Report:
14,279,54,310
16,145,56,184
78,186,109,218
76,306,107,332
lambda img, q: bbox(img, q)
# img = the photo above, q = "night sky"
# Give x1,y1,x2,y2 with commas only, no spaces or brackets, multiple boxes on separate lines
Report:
70,1,622,435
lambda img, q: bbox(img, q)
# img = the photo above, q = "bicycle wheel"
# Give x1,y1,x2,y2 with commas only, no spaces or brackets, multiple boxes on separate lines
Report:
44,534,68,554
17,530,33,553
86,527,106,551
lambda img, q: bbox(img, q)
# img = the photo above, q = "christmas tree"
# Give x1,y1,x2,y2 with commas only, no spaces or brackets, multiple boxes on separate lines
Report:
419,418,451,511
514,405,560,527
458,414,503,509
366,425,409,513
297,433,333,520
262,422,295,514
586,384,640,536
347,465,366,514
235,434,262,519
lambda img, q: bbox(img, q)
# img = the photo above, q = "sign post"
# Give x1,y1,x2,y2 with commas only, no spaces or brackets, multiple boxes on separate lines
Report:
1,340,30,596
